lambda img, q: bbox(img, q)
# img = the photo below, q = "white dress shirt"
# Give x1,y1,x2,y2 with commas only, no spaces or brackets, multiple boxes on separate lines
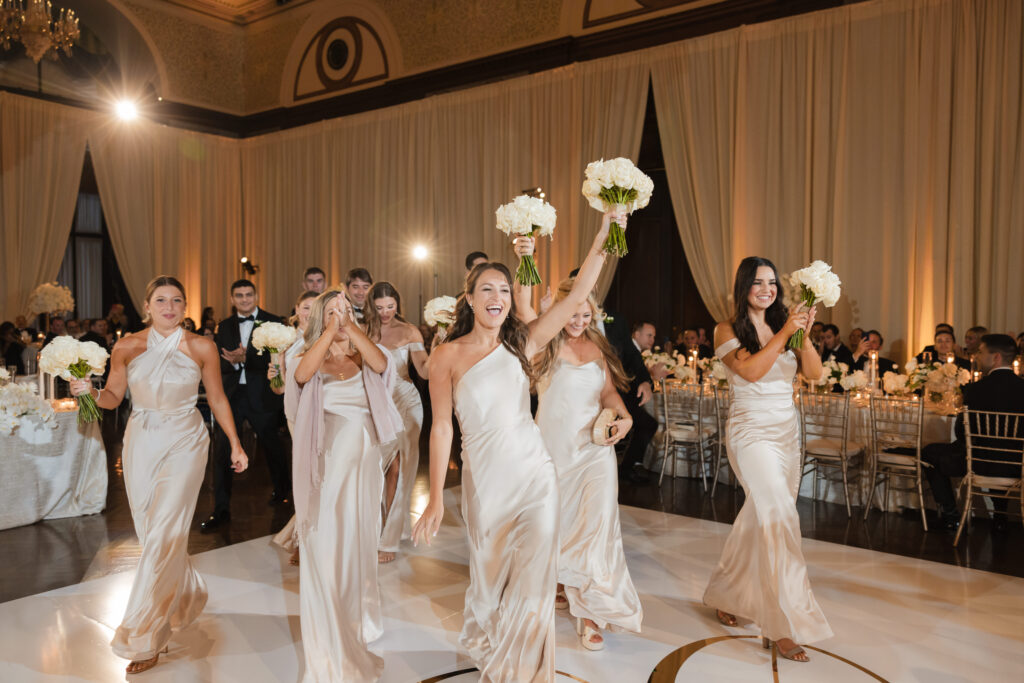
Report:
237,308,259,384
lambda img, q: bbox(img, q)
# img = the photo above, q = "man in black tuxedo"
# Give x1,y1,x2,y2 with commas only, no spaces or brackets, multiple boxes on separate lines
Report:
922,334,1024,531
915,330,970,371
201,279,289,532
345,267,373,324
79,318,110,350
851,329,898,375
820,324,854,366
606,319,658,484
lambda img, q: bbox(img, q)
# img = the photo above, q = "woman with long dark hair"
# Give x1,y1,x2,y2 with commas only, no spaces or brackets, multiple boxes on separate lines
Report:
70,276,248,675
364,281,429,564
517,272,642,651
703,256,832,663
412,209,620,681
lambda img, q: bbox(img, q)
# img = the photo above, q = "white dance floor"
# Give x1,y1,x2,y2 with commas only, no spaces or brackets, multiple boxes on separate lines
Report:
0,489,1021,682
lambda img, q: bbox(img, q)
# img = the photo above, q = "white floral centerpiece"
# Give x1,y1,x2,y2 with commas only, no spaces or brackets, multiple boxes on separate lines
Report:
251,322,298,389
0,367,9,384
0,382,55,435
699,356,729,388
810,359,849,392
581,157,654,257
38,336,108,424
840,369,869,392
424,296,458,339
672,364,697,383
495,195,557,286
27,282,75,317
642,347,676,373
924,363,972,409
882,371,912,395
786,261,841,349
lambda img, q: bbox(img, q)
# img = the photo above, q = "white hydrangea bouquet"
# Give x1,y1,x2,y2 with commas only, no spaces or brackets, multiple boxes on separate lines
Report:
38,336,109,424
495,195,557,286
582,158,654,257
424,296,457,336
27,282,75,317
810,359,849,391
699,356,729,387
0,382,55,435
786,261,842,350
840,369,869,392
251,322,298,389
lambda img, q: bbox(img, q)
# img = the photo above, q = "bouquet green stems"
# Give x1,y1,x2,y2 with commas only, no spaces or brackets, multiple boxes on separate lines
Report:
516,229,543,286
69,360,101,425
269,351,284,389
599,193,635,257
787,285,818,350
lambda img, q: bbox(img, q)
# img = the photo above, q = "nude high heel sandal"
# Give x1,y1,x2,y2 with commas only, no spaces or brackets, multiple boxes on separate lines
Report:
576,618,605,651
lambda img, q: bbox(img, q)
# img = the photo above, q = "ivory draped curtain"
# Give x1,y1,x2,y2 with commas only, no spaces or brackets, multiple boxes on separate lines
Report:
241,53,648,318
88,122,244,323
0,93,89,321
651,0,1024,360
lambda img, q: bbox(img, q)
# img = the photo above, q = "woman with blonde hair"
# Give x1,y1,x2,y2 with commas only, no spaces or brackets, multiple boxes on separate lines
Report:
71,276,247,675
515,262,642,651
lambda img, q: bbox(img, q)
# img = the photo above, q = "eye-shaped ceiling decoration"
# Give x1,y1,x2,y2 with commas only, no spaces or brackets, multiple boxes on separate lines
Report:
583,0,695,29
293,16,389,102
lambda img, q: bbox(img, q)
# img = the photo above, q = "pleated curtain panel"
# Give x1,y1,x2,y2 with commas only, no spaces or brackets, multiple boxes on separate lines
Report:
1,0,1020,358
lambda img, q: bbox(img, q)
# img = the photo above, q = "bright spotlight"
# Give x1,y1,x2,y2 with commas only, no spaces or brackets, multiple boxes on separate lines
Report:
412,245,428,261
115,100,138,121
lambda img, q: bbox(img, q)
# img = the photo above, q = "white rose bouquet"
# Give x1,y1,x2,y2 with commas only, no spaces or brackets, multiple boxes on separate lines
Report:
582,157,654,257
27,282,75,317
424,295,458,334
495,195,557,286
38,336,109,424
840,369,869,392
0,382,55,435
786,261,841,350
251,322,298,389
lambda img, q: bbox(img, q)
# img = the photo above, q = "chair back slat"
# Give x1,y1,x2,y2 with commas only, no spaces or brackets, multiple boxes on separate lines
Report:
869,395,924,455
962,409,1024,471
662,380,707,428
799,391,851,444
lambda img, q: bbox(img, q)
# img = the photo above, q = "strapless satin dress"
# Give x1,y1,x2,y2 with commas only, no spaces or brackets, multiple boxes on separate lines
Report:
380,342,424,551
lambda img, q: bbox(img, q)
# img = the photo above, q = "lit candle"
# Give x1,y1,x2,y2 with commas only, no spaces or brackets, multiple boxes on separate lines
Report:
946,354,955,364
1014,358,1021,376
868,350,878,393
47,373,55,399
37,367,45,398
972,371,981,383
116,330,122,340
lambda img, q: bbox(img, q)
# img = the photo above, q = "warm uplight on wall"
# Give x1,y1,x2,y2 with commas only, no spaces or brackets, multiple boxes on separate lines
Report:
115,100,138,121
412,245,428,261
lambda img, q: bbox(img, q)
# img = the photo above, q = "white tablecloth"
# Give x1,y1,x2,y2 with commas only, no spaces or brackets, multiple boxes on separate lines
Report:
0,410,108,531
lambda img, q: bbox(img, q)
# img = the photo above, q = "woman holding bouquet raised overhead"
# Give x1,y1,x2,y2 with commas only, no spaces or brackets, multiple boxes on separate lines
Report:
514,268,642,652
703,257,832,663
70,276,248,675
364,281,429,564
290,290,401,682
412,207,620,682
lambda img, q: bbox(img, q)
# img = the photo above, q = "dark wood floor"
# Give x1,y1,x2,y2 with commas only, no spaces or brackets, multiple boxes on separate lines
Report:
1,415,1021,604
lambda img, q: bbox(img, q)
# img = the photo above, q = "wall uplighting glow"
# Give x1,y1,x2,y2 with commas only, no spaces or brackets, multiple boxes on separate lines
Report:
115,100,138,121
412,245,428,261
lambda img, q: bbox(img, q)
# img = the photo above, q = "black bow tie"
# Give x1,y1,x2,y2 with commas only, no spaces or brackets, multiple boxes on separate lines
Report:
238,315,254,322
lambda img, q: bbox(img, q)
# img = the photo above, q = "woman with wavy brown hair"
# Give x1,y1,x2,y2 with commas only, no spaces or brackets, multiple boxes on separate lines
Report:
412,208,621,681
515,271,641,652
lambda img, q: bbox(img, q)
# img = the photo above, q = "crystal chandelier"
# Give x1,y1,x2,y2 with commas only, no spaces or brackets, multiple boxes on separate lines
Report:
0,0,79,64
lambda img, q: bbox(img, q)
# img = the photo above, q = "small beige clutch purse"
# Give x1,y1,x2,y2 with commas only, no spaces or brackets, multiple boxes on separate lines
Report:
591,408,618,445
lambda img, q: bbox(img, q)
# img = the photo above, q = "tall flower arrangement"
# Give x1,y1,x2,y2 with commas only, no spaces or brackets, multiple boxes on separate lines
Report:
27,282,75,318
581,157,654,257
495,195,557,286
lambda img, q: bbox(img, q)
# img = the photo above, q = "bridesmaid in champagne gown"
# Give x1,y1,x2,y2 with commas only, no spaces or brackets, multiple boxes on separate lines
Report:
364,281,429,563
413,209,619,681
521,277,642,650
290,290,402,682
71,276,248,675
703,257,833,663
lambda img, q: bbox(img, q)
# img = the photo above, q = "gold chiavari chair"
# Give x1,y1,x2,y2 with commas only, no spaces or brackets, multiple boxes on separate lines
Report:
709,384,732,497
659,380,717,488
798,391,864,517
864,395,927,530
954,409,1024,546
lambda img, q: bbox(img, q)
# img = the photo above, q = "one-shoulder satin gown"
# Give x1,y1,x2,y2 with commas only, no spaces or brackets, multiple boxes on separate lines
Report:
380,342,424,552
111,327,209,661
455,345,558,682
703,338,832,644
299,370,384,682
536,359,642,633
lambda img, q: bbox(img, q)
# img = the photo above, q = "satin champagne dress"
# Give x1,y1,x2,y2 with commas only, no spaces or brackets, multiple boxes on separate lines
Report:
379,342,424,551
703,338,832,644
455,345,558,682
273,336,305,554
110,327,208,661
536,359,643,633
299,370,384,682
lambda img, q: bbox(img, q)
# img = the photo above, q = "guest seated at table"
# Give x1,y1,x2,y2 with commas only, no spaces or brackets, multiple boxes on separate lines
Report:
1,321,26,374
43,317,67,346
851,329,897,375
80,318,111,350
681,328,713,359
14,315,38,340
917,323,955,361
916,330,971,370
809,321,825,351
848,327,863,351
820,324,854,367
963,326,987,358
66,319,83,339
922,334,1024,532
105,303,127,335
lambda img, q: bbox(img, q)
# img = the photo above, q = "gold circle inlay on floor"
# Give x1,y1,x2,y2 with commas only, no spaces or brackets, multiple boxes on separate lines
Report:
647,634,890,682
420,669,589,682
